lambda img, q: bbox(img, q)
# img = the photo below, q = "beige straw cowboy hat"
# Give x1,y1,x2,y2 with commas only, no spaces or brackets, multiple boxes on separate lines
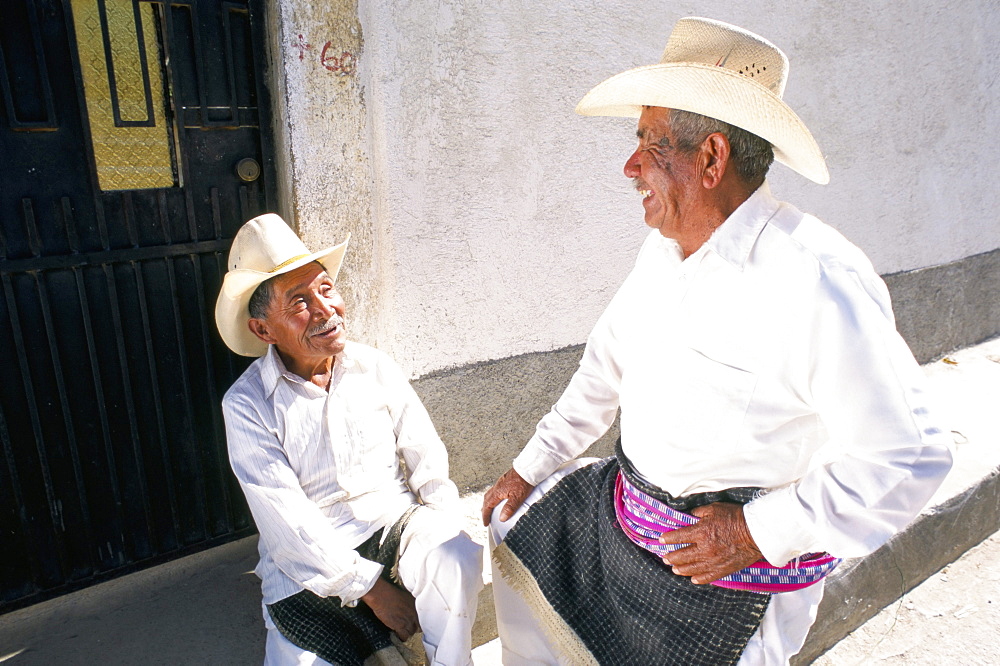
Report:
575,17,829,185
215,214,349,357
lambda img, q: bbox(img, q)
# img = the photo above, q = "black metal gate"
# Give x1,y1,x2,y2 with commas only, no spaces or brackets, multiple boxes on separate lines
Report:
0,0,274,611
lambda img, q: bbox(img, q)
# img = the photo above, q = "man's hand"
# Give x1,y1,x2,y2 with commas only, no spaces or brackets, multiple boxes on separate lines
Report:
481,468,535,526
360,578,420,641
658,502,763,584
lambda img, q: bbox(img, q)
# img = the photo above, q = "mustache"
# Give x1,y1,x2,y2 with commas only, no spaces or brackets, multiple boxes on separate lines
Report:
308,313,345,336
632,177,649,192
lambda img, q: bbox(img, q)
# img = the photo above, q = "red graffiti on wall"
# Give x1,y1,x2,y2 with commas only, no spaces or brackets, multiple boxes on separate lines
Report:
292,34,312,61
292,33,356,76
320,42,357,76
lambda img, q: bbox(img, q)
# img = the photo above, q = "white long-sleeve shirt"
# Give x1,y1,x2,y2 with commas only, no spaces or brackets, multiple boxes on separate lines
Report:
223,342,458,606
512,182,953,662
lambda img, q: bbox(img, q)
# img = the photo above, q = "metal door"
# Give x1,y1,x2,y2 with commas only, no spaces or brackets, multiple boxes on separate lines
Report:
0,0,274,611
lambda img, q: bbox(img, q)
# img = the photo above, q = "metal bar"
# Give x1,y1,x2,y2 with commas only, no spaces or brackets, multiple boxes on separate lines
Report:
74,264,126,563
0,332,47,593
166,0,199,240
122,192,139,247
61,198,80,254
95,0,124,125
22,199,43,257
128,0,158,125
131,262,181,541
188,254,232,531
0,238,232,275
154,0,186,190
210,187,222,239
221,4,239,124
0,0,58,130
103,264,155,549
35,271,96,565
186,1,209,127
65,195,125,561
214,251,238,384
28,0,58,126
0,38,17,127
158,190,172,244
94,196,111,252
0,208,7,259
1,272,70,579
164,256,209,531
184,182,199,243
238,184,249,223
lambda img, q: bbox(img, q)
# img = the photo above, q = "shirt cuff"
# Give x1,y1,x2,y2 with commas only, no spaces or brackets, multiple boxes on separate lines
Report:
743,485,822,567
308,557,384,607
513,441,567,486
416,478,459,507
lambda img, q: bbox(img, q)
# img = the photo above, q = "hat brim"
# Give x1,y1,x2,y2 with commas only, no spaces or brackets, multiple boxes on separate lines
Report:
214,236,350,357
575,63,829,185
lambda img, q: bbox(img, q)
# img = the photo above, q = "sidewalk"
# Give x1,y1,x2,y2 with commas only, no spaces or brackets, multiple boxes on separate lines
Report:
2,338,998,665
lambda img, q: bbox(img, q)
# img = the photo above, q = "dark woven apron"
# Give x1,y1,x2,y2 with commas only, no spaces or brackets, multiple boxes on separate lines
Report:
266,505,419,666
499,444,770,665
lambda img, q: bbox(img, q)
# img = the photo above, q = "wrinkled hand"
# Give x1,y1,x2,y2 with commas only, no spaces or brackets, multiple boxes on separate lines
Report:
481,468,535,526
360,578,419,641
658,502,763,585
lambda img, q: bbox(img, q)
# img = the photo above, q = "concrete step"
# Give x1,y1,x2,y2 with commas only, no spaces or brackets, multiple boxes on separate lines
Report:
1,338,997,665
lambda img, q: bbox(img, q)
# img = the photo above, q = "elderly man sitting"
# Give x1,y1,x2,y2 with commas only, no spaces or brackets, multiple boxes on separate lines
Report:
216,214,482,666
482,17,952,665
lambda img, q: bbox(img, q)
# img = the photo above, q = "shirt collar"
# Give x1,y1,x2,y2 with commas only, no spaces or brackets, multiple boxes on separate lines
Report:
702,180,780,271
259,345,287,397
259,343,353,397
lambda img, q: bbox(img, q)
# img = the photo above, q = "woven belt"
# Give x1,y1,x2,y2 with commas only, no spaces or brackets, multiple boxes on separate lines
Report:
613,471,839,594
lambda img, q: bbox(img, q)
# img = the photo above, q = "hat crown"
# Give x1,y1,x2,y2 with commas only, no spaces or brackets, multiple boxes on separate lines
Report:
227,213,311,274
661,17,788,97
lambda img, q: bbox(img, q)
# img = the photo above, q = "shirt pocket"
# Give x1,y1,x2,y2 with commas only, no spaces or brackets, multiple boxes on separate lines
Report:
659,346,757,451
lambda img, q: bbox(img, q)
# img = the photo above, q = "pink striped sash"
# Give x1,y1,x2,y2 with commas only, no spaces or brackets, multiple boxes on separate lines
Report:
613,471,839,594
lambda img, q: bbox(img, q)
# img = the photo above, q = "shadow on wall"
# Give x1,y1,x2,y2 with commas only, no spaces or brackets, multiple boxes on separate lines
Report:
412,345,620,492
885,248,1000,364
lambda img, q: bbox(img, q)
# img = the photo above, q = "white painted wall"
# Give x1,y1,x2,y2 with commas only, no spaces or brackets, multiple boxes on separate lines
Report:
280,1,1000,376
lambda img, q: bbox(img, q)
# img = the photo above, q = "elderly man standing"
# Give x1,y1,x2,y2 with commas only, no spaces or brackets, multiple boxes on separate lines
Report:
482,17,952,665
216,214,482,666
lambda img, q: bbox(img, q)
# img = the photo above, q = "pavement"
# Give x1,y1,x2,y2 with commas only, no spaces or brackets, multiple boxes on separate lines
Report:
1,337,999,665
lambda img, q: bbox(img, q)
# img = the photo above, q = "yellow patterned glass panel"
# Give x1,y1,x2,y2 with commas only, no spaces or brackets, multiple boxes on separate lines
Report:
71,0,174,190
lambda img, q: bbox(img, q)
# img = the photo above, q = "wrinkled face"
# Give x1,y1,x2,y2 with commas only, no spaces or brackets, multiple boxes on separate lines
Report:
252,261,347,370
622,107,702,241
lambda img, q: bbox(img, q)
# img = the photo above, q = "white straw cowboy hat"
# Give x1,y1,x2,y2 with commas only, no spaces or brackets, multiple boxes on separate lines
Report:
215,214,349,357
575,17,829,185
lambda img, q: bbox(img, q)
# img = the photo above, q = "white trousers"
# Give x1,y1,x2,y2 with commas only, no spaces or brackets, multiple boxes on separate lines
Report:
487,459,822,666
265,506,484,666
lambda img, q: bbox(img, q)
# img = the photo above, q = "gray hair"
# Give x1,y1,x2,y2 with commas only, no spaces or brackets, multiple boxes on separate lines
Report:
667,109,774,184
248,276,276,320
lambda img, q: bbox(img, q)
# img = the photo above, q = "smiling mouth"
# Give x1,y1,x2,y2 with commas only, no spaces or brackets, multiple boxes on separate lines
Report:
310,315,344,338
633,178,653,201
316,324,339,337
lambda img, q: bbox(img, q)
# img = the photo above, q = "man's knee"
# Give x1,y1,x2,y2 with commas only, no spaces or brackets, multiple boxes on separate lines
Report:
490,457,599,545
400,508,483,581
427,529,484,580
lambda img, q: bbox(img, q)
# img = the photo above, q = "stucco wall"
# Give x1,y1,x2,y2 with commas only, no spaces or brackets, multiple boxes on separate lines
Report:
274,0,999,377
266,0,390,353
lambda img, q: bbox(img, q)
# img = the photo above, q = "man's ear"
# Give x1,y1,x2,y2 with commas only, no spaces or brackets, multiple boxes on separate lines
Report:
700,132,731,189
247,318,277,344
